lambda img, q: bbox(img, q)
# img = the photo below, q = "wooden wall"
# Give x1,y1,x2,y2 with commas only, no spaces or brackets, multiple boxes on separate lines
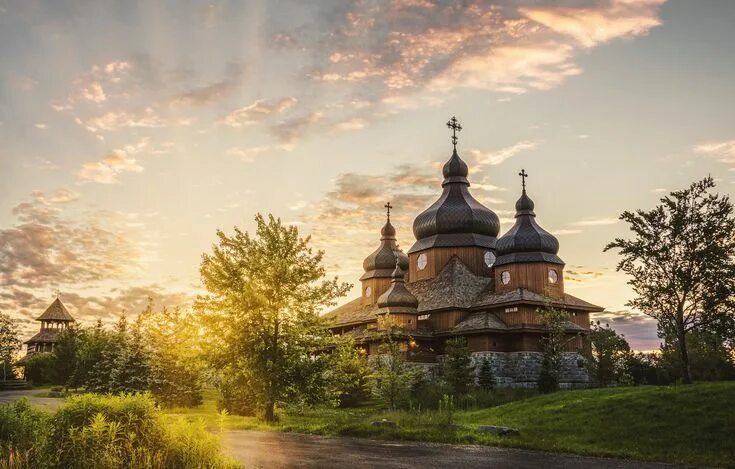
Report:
360,277,392,305
408,246,492,282
494,262,564,298
427,310,468,330
378,312,418,331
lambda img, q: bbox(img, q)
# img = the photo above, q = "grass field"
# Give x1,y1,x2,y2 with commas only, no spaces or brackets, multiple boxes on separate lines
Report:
164,382,735,467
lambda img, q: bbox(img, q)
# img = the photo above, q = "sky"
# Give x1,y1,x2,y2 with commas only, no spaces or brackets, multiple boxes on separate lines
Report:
1,0,734,350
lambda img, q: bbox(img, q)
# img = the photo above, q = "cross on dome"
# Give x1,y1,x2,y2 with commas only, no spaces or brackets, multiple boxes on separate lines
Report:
446,116,462,149
384,202,393,222
519,169,528,192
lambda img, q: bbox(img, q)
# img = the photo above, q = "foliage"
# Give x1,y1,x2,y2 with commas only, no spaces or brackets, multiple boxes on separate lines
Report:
23,354,55,386
48,327,81,387
586,321,632,387
0,313,20,381
442,337,475,396
327,337,371,407
437,394,455,426
605,177,735,383
140,304,203,407
0,393,238,469
371,335,416,410
477,357,494,391
198,213,350,420
537,304,573,393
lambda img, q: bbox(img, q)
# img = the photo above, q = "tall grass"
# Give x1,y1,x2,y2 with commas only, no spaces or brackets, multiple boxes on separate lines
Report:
0,394,238,469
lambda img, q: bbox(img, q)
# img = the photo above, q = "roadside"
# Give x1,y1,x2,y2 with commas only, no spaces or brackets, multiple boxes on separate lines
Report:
220,430,682,469
0,389,62,410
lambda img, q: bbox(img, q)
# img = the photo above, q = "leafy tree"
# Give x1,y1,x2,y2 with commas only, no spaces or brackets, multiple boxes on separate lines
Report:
327,337,371,407
142,304,204,407
587,321,632,387
198,214,350,421
537,304,574,393
70,321,107,389
605,177,735,383
0,312,21,380
50,327,82,386
477,357,495,391
442,336,475,395
371,334,415,410
24,353,55,385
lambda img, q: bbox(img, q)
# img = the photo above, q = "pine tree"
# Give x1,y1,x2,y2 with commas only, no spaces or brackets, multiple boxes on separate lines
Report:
371,334,415,410
477,357,494,391
443,336,475,396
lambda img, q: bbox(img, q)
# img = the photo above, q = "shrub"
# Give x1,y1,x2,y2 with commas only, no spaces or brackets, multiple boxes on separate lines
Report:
0,399,49,460
23,353,55,386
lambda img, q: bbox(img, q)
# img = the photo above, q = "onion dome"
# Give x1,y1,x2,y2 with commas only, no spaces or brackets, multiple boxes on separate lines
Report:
494,173,563,267
377,261,419,313
361,208,409,280
408,148,500,254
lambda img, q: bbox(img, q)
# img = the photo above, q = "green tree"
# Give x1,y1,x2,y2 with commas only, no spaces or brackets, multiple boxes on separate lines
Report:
587,321,632,387
537,304,574,393
50,326,82,387
442,336,475,396
142,304,204,407
0,312,21,381
198,214,350,421
477,357,495,391
70,321,107,389
327,337,371,407
605,177,735,384
371,335,415,410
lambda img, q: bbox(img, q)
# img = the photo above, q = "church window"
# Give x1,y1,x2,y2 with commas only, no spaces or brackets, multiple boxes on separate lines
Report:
484,251,496,267
548,269,559,284
365,286,372,297
501,271,511,284
417,253,428,270
418,314,430,320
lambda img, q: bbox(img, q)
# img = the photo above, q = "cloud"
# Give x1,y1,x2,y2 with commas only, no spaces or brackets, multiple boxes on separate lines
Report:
551,229,582,235
226,146,271,162
570,217,619,226
270,111,323,145
467,141,537,167
295,0,665,100
163,64,245,108
77,139,155,183
77,107,167,132
0,192,143,290
220,97,297,127
592,309,660,351
520,0,665,48
332,117,368,132
694,140,735,165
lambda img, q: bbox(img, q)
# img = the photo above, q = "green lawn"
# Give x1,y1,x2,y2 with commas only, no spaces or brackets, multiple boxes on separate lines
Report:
164,382,735,467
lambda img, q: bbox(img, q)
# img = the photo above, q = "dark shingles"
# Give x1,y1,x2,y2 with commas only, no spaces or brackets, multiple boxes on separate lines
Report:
36,298,75,321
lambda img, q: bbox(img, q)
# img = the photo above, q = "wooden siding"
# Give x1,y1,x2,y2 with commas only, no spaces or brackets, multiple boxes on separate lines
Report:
378,313,418,331
360,278,392,305
495,262,564,298
428,310,468,330
408,247,492,282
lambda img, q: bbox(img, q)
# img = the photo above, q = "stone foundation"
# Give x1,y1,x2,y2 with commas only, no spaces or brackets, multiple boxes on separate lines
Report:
445,351,589,389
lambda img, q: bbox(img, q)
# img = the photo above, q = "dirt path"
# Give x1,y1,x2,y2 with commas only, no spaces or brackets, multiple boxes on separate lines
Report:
0,389,62,410
221,430,682,469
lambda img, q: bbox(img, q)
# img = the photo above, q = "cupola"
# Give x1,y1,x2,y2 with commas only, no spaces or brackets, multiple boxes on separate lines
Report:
494,170,564,297
360,203,409,305
377,260,419,330
407,117,500,282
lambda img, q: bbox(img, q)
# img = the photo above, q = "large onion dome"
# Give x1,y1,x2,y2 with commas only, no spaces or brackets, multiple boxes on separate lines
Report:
494,185,563,267
408,149,500,253
377,261,418,313
361,215,409,280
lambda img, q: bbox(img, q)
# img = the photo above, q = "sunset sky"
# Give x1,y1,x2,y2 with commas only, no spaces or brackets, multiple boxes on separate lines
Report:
1,0,734,350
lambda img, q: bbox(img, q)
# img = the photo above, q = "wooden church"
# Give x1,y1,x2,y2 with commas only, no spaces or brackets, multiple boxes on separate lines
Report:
323,118,603,388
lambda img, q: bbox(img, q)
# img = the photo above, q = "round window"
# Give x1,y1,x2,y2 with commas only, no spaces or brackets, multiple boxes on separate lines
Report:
501,271,511,285
365,286,372,297
417,253,428,271
483,251,496,267
548,269,558,284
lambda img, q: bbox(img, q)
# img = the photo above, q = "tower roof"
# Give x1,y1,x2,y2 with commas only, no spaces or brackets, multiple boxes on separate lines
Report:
377,261,418,312
361,205,409,280
36,298,75,322
495,171,563,267
408,119,500,254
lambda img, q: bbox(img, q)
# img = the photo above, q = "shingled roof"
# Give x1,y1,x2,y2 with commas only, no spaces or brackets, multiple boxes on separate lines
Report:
36,298,75,322
24,329,63,344
472,287,604,312
322,298,379,326
451,311,507,332
408,257,490,312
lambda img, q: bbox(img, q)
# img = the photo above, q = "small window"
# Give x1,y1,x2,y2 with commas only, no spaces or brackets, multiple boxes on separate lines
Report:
501,271,511,285
417,253,428,270
505,306,518,313
408,319,412,324
364,286,372,297
418,314,430,321
484,251,496,268
548,269,559,284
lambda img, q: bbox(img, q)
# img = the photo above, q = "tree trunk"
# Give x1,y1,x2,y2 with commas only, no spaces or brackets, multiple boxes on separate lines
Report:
677,327,692,384
264,400,276,422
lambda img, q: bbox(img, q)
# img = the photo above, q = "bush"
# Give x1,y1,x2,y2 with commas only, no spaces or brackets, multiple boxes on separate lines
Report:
0,393,237,469
23,353,56,386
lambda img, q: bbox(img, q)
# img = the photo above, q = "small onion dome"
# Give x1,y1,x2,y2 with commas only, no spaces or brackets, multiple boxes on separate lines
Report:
409,149,500,254
494,190,563,267
377,262,419,313
361,218,409,280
